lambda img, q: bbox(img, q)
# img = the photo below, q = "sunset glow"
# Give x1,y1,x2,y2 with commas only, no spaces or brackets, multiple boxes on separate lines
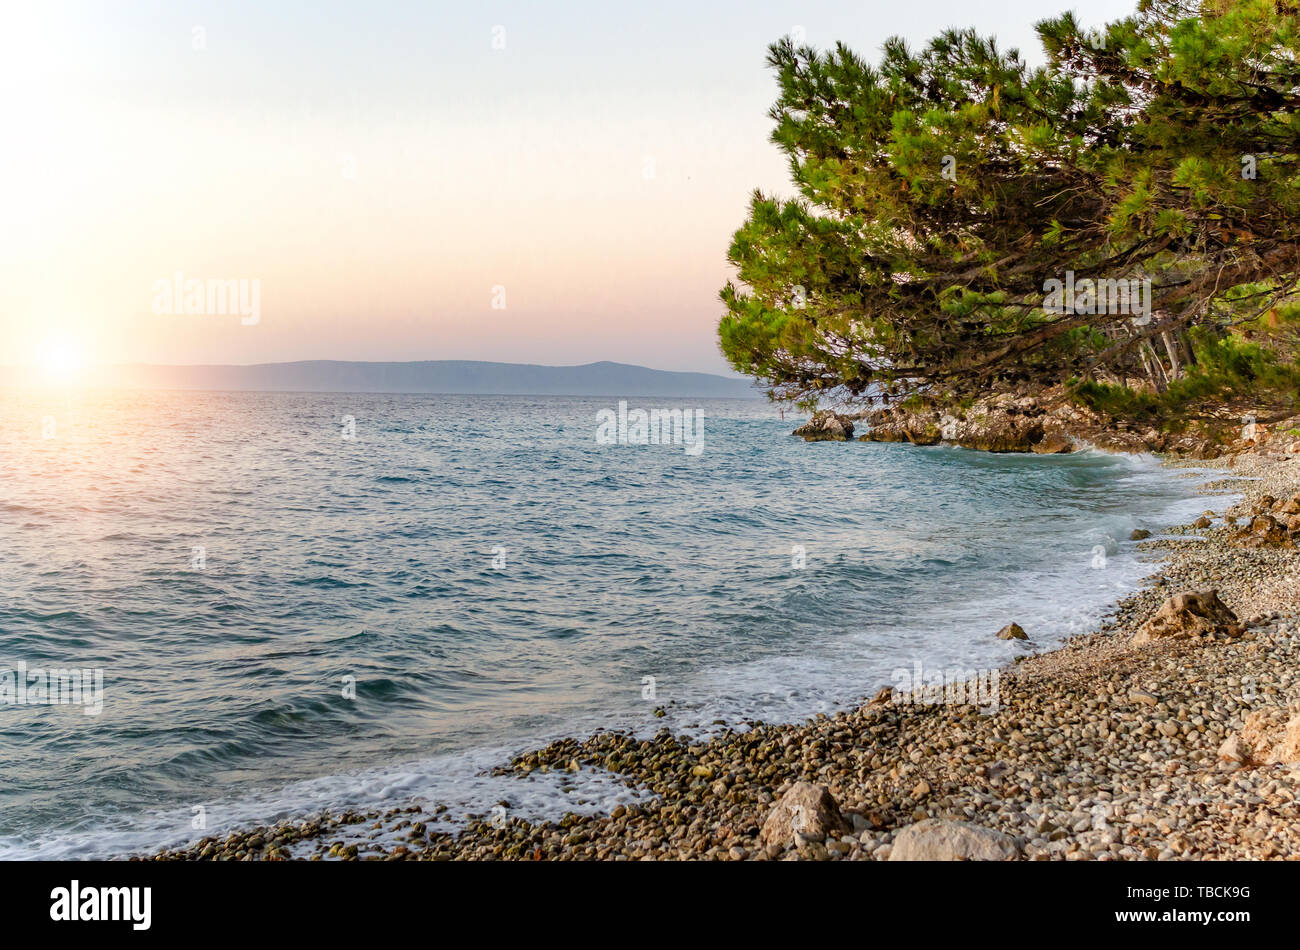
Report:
0,0,1139,376
32,335,88,383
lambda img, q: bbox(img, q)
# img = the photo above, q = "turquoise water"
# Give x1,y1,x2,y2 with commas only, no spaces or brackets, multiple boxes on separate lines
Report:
0,389,1210,857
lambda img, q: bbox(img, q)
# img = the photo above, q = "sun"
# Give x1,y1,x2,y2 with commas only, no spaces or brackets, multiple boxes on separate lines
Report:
34,335,88,382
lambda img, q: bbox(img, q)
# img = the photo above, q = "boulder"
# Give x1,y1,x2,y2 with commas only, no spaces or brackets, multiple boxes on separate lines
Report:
759,782,851,848
888,819,1020,861
852,387,1107,453
1031,432,1074,454
1216,733,1248,765
1231,710,1281,766
996,623,1028,640
960,411,1044,453
1218,706,1300,766
1278,714,1300,764
860,396,1054,452
1130,529,1152,541
1237,513,1293,547
793,411,854,442
868,686,893,706
1132,590,1241,645
859,406,941,445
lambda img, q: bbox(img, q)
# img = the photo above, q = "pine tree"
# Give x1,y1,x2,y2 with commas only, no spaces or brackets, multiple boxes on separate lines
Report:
719,0,1300,413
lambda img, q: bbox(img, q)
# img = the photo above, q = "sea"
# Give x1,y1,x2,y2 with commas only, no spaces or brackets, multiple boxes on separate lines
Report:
0,388,1223,857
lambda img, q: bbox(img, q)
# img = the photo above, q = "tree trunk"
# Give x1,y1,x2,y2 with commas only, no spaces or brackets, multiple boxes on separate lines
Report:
1139,341,1167,392
1177,328,1196,368
1161,330,1183,380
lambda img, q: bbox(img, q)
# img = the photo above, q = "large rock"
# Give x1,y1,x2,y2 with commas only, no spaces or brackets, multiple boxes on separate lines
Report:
1237,513,1293,548
1132,590,1241,645
858,408,941,445
996,623,1028,640
1031,433,1074,454
888,819,1020,861
1218,706,1300,767
858,392,1080,453
793,411,854,442
1279,714,1300,763
759,782,851,847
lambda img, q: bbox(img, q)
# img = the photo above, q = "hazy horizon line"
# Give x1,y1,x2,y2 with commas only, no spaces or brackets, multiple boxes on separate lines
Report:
3,356,745,376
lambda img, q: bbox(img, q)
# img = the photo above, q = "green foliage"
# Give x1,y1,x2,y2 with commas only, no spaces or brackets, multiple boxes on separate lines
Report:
1071,380,1163,420
718,1,1300,412
1071,330,1300,422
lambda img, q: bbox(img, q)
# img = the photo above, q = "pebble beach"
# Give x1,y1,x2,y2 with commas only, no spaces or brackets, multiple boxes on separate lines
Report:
143,441,1300,862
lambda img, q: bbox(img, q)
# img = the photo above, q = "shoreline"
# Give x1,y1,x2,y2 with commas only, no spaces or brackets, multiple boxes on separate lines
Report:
139,445,1300,862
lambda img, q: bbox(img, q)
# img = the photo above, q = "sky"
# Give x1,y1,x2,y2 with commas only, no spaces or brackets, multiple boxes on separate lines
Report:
0,0,1139,376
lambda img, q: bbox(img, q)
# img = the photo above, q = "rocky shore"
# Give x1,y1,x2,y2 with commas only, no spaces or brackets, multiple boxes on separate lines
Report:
792,387,1297,458
141,440,1300,862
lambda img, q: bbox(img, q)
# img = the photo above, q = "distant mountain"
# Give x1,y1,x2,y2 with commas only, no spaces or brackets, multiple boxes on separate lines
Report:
64,360,760,398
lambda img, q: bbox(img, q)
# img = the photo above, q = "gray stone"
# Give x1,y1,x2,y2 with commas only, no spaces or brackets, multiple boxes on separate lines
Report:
888,819,1020,861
